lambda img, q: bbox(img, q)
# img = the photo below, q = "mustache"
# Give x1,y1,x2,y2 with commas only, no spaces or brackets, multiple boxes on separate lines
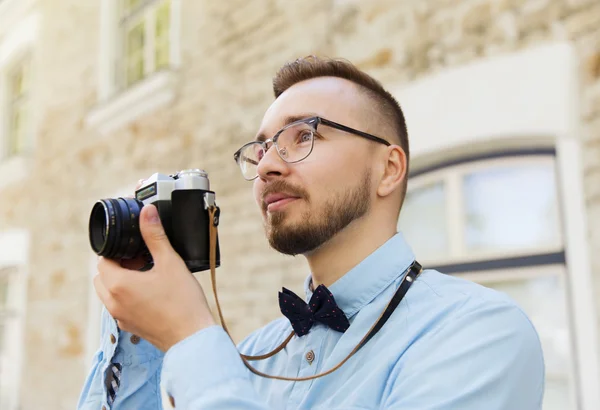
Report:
261,180,309,210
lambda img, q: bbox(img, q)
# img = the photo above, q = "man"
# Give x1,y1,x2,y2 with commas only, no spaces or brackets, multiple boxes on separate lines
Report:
78,57,545,409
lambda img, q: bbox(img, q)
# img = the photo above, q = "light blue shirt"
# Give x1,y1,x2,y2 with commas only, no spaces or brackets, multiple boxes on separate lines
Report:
78,232,545,409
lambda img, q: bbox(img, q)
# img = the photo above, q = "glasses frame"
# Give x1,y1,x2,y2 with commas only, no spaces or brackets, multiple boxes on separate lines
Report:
233,116,391,180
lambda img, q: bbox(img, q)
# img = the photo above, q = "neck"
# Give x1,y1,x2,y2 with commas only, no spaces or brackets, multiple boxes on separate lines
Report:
305,215,397,288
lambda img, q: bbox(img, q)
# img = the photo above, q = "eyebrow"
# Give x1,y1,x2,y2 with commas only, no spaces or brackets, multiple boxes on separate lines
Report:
254,113,319,142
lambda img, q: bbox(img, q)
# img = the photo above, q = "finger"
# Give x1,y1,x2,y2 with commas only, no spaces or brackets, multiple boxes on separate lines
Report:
93,273,117,316
120,255,149,270
98,256,130,295
139,204,175,265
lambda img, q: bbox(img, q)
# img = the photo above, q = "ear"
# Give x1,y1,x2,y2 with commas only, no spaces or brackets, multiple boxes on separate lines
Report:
376,145,407,198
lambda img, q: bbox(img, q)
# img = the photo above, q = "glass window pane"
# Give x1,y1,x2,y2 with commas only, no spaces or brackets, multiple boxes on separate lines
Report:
10,66,27,100
463,162,561,253
483,275,575,410
397,181,449,258
155,1,170,69
0,322,4,354
6,62,29,158
126,21,145,85
8,107,28,157
122,0,142,16
0,276,9,308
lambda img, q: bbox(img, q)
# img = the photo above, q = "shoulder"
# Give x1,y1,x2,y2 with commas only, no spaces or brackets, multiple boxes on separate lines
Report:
385,271,545,408
413,269,530,316
236,317,292,356
405,269,543,356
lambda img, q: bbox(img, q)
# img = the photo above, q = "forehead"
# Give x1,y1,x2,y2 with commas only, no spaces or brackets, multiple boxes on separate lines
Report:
259,77,370,133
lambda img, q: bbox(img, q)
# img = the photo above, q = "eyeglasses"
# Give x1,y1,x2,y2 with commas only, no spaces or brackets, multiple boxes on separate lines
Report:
233,116,391,180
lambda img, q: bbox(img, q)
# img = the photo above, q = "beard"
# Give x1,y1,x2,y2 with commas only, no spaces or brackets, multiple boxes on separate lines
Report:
264,172,371,256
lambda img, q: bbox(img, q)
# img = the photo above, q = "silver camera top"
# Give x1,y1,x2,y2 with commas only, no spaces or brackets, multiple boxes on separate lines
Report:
135,169,211,205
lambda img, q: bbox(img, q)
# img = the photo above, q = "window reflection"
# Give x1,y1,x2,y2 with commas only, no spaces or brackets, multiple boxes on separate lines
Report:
463,163,562,253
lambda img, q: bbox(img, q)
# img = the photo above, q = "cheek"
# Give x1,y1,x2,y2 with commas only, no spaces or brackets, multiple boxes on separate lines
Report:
306,146,365,186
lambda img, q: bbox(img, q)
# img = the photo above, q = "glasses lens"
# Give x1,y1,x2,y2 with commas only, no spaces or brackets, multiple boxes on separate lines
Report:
276,122,314,163
238,143,264,180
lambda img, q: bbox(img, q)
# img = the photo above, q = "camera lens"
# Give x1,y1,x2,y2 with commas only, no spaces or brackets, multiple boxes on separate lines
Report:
89,197,145,260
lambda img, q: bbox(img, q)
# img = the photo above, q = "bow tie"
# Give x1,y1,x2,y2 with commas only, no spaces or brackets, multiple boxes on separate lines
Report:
278,285,350,337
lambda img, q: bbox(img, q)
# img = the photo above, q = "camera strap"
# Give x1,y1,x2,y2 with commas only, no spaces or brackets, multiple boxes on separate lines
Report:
207,206,423,381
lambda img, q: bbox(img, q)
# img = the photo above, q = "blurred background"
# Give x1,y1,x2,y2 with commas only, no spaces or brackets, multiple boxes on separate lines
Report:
0,0,599,409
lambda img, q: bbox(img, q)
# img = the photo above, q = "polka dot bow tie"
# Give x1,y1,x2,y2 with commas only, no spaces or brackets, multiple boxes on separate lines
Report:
278,285,350,337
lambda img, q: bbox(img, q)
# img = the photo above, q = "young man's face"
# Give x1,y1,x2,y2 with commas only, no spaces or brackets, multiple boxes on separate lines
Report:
253,77,384,255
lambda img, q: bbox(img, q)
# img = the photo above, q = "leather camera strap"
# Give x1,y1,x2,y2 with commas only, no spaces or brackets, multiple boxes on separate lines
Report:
207,206,422,381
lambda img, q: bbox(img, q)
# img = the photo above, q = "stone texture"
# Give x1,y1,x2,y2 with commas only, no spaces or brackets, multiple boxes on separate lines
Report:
0,0,599,408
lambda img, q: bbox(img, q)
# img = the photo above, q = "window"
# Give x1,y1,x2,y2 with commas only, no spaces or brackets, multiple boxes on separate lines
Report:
3,59,31,160
0,266,21,410
118,0,171,89
398,152,577,410
86,0,179,135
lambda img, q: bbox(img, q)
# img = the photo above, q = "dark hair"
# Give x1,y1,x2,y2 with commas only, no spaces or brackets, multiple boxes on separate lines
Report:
272,56,410,209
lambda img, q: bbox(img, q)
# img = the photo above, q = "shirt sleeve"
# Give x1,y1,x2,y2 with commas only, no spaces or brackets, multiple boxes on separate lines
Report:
161,326,272,409
77,306,165,410
382,300,545,410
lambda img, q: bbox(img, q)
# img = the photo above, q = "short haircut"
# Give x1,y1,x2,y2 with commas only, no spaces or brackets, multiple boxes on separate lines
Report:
272,56,410,210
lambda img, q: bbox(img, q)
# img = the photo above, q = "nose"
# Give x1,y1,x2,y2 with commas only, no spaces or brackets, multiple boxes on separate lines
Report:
256,142,290,180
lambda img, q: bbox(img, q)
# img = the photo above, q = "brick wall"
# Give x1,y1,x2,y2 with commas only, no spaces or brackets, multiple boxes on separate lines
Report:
0,0,598,408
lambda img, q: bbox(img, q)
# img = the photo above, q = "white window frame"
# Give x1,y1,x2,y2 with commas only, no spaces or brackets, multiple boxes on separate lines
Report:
403,154,578,409
0,2,38,190
403,155,564,267
391,42,600,409
86,0,181,136
0,229,29,410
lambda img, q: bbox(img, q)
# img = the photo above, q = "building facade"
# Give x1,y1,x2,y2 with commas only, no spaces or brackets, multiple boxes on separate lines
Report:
0,0,599,408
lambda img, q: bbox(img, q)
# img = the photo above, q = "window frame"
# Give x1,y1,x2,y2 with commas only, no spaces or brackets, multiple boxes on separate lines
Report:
87,0,180,136
0,230,29,410
116,0,171,90
0,4,38,189
400,149,580,409
401,150,563,267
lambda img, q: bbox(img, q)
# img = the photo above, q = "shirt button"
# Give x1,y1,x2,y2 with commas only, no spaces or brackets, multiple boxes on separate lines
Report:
130,334,141,344
169,394,176,407
305,350,315,365
110,334,116,344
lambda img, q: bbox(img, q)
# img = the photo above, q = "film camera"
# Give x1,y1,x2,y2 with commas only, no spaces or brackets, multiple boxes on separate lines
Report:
88,169,220,272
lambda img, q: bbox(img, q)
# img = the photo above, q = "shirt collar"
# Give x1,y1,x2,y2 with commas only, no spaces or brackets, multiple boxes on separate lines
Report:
303,232,415,318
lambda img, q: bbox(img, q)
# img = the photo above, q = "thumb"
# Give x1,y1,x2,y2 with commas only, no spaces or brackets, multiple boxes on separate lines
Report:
140,204,174,262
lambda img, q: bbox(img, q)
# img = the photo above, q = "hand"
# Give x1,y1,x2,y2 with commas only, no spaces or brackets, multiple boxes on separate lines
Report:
93,183,216,351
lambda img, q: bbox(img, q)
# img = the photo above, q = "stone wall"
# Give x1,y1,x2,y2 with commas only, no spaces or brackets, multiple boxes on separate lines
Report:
0,0,598,408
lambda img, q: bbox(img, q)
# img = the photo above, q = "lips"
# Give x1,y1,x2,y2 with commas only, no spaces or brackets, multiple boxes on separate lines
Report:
263,193,300,212
264,193,297,205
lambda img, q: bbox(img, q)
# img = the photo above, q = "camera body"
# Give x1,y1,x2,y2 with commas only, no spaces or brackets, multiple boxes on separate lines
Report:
89,169,220,273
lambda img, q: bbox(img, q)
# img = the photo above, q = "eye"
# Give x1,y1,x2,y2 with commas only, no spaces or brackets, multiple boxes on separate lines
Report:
297,130,313,144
